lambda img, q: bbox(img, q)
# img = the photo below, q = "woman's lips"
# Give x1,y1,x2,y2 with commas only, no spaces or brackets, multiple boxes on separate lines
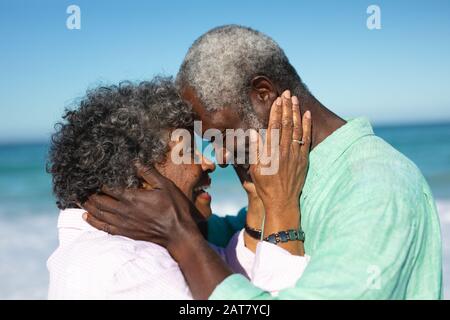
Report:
193,176,212,201
196,190,211,201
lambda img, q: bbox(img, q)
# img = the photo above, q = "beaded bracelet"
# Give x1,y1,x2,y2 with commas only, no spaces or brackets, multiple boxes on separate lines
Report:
244,224,305,244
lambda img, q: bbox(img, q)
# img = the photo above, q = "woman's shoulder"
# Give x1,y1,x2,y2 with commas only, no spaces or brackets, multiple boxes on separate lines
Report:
48,231,186,299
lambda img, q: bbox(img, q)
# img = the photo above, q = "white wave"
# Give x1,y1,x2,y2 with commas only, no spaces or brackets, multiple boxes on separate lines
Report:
211,201,246,217
436,200,450,299
0,211,58,299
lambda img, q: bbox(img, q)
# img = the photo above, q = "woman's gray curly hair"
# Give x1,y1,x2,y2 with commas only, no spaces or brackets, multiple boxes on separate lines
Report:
47,76,193,210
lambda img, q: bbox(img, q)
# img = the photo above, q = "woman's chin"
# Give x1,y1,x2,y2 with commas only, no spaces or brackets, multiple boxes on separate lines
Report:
194,192,212,219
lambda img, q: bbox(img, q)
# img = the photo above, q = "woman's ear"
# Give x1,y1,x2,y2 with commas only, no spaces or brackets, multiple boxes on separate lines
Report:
249,76,278,122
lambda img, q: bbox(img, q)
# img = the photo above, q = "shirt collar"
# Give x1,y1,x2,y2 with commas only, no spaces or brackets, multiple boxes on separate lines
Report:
57,208,98,232
303,117,375,194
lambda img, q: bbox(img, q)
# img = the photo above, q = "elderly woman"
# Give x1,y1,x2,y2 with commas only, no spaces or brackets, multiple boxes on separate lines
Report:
47,77,225,299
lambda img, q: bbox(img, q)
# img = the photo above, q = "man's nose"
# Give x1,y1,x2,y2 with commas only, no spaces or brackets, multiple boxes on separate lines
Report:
199,151,216,173
215,147,232,167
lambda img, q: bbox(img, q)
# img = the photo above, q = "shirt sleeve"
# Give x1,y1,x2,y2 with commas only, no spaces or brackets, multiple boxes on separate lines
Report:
251,241,310,295
214,229,310,296
108,254,193,300
211,180,423,300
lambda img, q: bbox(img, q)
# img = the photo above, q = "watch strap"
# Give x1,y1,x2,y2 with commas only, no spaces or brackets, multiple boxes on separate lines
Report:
244,224,262,239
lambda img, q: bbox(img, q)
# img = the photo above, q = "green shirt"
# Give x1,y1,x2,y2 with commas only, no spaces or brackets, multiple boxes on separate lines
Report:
209,117,443,300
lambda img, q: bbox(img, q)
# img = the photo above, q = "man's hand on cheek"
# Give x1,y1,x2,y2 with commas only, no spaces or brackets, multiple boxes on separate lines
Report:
81,164,202,260
82,163,233,299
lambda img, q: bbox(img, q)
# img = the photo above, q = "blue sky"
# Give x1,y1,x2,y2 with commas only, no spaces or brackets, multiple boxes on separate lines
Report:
1,0,449,142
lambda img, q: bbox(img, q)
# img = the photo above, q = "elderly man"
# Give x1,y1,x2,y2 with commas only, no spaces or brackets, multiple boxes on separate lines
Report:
84,25,443,299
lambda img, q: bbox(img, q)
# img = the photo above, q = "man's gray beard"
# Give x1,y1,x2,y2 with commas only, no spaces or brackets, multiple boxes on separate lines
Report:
241,101,264,130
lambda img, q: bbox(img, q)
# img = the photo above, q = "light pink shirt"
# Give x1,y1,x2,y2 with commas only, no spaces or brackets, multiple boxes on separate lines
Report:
47,209,309,299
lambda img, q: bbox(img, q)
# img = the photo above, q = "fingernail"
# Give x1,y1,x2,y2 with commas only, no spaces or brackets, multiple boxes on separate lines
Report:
292,96,299,105
82,212,88,220
305,110,311,119
275,97,282,106
283,90,291,99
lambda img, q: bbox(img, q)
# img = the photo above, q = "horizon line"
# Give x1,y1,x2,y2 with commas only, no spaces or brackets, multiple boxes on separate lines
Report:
1,118,450,146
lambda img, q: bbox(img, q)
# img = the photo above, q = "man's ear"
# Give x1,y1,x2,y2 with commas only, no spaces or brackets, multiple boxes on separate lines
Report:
249,76,278,122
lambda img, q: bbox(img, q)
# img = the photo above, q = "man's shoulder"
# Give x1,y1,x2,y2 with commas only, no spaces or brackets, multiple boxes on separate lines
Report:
326,134,434,220
350,134,415,165
346,134,425,189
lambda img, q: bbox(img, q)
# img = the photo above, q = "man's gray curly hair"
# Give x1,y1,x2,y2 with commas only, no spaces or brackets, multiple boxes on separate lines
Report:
176,24,309,128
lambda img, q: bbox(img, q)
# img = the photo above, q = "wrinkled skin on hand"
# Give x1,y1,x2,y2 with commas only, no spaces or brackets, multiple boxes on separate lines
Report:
82,164,203,256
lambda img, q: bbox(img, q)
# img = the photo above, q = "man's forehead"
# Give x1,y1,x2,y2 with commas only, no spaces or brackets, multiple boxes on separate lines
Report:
181,86,243,131
205,108,243,130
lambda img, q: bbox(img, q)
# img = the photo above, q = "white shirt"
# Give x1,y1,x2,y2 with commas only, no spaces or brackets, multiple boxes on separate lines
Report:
47,209,309,299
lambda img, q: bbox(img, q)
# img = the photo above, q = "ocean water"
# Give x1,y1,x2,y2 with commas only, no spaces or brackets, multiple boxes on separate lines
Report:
0,122,449,299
